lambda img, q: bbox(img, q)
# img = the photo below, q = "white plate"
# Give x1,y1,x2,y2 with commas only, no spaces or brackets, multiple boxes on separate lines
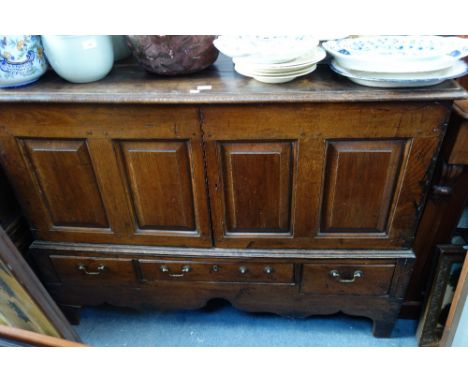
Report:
330,59,468,88
334,60,467,80
233,47,326,74
213,35,319,64
235,62,317,78
323,36,468,73
235,64,317,83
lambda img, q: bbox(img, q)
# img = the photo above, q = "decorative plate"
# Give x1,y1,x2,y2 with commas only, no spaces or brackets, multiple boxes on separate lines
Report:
213,35,319,64
329,59,468,88
323,36,468,73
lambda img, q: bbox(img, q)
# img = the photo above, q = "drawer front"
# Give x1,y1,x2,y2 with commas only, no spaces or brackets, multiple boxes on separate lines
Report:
138,260,295,284
50,255,136,284
301,263,395,295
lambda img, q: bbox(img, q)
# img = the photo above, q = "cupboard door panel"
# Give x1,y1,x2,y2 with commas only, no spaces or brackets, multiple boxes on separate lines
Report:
118,140,196,231
21,139,109,229
220,142,294,234
320,140,406,234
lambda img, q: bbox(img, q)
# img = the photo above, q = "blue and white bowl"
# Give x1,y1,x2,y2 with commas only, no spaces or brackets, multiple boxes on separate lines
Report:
0,35,48,88
323,35,468,73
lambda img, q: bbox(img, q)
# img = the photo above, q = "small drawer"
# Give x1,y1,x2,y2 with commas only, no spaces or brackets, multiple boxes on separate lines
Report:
50,255,136,284
301,263,395,295
138,260,295,284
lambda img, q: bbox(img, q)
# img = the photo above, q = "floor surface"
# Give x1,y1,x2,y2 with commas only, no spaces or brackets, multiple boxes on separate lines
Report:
74,301,418,346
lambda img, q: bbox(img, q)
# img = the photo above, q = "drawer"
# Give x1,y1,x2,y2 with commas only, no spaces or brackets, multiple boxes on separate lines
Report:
301,263,395,295
50,255,136,284
138,260,295,284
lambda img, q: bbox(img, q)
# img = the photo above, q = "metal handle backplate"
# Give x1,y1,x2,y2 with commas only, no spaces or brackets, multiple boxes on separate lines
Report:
160,265,191,278
78,264,106,276
329,270,363,283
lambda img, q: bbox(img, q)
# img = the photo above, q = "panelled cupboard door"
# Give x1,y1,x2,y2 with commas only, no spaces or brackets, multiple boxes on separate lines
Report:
202,103,448,249
0,104,212,247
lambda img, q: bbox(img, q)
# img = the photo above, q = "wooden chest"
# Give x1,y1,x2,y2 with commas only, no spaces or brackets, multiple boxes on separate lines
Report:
0,56,465,337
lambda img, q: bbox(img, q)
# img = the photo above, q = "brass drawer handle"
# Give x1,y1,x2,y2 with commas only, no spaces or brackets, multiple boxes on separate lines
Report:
329,270,363,283
78,264,106,276
239,266,248,275
264,265,274,275
160,265,191,278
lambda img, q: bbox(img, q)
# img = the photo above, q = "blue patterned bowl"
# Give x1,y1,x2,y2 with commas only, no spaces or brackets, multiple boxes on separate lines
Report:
323,36,468,73
0,35,48,88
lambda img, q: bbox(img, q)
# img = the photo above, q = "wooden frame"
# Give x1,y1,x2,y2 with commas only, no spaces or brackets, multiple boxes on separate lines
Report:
0,226,80,342
440,251,468,346
417,245,466,346
0,324,85,347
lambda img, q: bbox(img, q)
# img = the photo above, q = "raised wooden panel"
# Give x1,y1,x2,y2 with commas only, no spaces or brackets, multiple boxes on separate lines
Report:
21,139,109,229
320,140,406,234
118,140,196,231
220,142,294,234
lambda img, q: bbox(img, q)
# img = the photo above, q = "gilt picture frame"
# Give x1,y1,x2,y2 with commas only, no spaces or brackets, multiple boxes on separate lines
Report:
416,245,466,346
0,226,80,342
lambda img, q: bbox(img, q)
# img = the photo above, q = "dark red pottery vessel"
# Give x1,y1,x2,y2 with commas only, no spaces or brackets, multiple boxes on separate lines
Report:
126,35,219,75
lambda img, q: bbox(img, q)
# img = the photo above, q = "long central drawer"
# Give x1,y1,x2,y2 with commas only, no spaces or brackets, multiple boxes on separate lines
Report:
138,259,295,283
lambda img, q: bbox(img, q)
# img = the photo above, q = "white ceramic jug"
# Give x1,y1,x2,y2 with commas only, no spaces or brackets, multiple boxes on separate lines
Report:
41,35,114,83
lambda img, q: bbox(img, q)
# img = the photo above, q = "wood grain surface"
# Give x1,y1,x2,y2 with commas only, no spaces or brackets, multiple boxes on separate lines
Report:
0,56,465,104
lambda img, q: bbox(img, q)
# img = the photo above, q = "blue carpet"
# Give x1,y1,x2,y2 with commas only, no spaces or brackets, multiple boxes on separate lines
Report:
74,301,418,346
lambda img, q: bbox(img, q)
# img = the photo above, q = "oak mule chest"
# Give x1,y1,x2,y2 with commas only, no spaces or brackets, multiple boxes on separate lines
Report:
0,57,465,337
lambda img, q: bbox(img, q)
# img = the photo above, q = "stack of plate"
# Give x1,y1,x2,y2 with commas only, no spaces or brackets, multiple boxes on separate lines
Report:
233,48,326,84
322,36,468,88
213,36,326,83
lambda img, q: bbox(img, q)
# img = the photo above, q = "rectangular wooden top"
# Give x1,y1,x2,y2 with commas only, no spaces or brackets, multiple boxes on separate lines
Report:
0,54,466,104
